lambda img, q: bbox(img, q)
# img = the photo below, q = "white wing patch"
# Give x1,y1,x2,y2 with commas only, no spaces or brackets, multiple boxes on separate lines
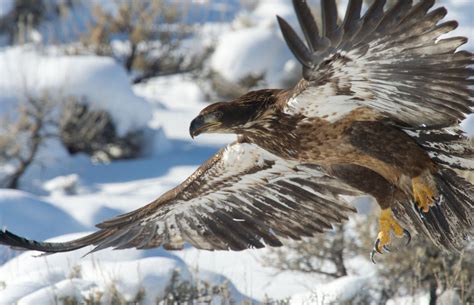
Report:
222,142,266,169
284,89,360,122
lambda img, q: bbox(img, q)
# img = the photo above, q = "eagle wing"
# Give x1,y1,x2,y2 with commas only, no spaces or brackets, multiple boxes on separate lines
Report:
278,0,473,127
0,142,360,253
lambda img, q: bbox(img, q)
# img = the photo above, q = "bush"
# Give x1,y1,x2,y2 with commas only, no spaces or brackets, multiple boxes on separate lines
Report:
59,97,146,162
0,93,150,188
0,94,56,188
158,269,234,305
264,224,360,279
265,213,474,304
80,0,205,82
54,267,237,305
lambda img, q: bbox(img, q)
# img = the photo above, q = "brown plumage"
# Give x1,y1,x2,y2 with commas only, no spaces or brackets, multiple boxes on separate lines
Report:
1,0,473,258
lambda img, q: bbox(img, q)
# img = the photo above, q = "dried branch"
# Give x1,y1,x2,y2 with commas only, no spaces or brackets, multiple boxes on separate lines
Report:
0,94,56,188
263,224,355,279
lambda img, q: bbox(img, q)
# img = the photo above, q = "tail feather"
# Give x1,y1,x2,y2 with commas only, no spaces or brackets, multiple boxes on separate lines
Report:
394,167,473,251
436,168,474,227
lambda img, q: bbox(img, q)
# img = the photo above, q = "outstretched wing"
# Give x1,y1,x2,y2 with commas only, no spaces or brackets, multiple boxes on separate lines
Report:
0,142,360,253
278,0,473,127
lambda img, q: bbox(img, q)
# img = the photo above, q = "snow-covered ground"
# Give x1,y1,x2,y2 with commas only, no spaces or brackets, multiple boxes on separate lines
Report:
0,0,472,304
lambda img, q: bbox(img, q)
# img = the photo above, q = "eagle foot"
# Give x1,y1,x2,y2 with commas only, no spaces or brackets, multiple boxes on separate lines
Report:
412,175,437,214
370,209,411,264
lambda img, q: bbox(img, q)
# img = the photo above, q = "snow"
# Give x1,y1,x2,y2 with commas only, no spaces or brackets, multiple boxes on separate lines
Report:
43,174,80,196
0,47,152,135
134,74,235,145
210,0,299,87
290,275,372,305
461,114,474,138
0,232,250,305
133,74,206,109
0,0,472,304
0,190,85,241
387,294,430,305
211,25,295,87
251,0,296,26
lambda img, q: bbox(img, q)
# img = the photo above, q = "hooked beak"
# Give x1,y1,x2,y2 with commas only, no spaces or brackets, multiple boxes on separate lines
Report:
189,113,221,139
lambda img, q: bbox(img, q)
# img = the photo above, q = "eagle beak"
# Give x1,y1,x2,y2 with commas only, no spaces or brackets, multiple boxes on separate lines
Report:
189,114,220,139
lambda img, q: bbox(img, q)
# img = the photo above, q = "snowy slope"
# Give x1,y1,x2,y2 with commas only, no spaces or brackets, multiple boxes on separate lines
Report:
0,190,85,244
0,232,249,305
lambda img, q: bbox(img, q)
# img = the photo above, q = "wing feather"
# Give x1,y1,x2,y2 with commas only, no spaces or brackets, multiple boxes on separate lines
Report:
292,0,323,52
277,15,314,69
0,142,360,253
353,0,385,44
341,0,363,41
375,0,412,35
321,0,342,46
278,0,473,127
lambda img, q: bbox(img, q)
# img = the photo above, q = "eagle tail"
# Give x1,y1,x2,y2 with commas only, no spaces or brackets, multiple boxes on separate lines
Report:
0,229,112,254
434,167,474,233
394,167,473,251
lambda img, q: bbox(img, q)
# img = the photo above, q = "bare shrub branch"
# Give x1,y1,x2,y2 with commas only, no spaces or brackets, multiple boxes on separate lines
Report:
79,0,203,81
0,93,56,188
264,224,358,279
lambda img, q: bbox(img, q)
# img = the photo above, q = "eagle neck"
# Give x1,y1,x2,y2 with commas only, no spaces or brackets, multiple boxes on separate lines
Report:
241,112,301,160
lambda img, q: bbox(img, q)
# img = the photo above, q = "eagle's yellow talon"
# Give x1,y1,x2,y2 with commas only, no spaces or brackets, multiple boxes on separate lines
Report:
371,209,410,263
391,218,405,237
412,175,437,213
375,224,391,252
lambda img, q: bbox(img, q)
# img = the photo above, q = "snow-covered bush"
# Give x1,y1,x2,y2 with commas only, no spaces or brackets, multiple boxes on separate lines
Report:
0,47,152,135
59,97,148,162
353,214,474,305
42,269,236,305
0,47,158,187
78,0,211,84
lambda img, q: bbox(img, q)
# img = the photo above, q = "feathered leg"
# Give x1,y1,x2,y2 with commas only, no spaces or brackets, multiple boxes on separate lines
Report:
326,164,411,262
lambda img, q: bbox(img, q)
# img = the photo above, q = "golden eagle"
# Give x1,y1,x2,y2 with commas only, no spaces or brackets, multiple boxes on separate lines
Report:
1,0,473,262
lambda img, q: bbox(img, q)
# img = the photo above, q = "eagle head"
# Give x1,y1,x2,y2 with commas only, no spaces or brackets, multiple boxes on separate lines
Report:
189,89,282,138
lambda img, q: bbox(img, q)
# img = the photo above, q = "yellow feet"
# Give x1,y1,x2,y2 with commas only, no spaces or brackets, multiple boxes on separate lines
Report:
412,175,438,213
370,209,411,263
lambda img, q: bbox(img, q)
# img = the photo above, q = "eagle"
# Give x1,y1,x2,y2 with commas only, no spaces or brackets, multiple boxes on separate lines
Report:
1,0,473,263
